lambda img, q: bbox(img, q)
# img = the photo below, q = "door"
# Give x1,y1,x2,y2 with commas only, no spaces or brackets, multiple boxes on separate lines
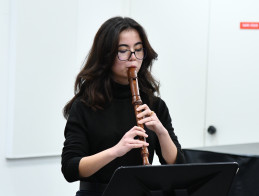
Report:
205,0,259,146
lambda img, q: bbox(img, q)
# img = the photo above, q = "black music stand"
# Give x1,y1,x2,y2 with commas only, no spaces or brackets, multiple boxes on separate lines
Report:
102,162,238,196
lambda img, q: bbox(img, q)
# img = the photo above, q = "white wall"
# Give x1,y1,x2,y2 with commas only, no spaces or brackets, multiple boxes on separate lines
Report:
5,0,80,158
205,0,259,146
0,0,78,195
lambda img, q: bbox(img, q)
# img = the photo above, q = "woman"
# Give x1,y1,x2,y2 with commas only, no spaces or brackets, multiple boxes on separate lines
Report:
61,16,185,196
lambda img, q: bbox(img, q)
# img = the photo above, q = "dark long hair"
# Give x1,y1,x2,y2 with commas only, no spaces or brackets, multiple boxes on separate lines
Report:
63,16,159,119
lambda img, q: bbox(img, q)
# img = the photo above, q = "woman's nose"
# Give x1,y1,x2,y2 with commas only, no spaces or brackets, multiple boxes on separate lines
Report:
129,51,137,61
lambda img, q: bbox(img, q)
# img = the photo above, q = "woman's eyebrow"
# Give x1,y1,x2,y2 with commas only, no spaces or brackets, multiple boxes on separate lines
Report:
118,44,129,47
134,42,143,46
118,42,143,47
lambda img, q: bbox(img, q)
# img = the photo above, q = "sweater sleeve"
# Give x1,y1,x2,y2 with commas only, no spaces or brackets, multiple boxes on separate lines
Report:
61,99,89,182
153,98,185,164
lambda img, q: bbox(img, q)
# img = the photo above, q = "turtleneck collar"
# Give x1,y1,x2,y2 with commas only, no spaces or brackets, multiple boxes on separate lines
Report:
111,80,131,99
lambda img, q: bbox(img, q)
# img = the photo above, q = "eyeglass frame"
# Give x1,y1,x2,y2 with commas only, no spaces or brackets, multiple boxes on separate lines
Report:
117,48,146,61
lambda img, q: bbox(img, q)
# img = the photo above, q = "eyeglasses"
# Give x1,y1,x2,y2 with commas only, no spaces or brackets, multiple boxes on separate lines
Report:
117,48,146,61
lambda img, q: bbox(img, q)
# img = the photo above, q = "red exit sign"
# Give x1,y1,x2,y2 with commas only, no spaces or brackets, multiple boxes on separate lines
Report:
240,22,259,29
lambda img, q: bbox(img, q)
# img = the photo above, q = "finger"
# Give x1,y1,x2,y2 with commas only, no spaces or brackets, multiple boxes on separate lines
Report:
127,142,149,148
129,130,148,138
145,121,156,126
128,143,149,149
128,138,148,144
126,127,144,137
131,126,146,132
138,116,154,124
150,111,155,116
127,138,149,145
137,109,151,119
136,104,149,112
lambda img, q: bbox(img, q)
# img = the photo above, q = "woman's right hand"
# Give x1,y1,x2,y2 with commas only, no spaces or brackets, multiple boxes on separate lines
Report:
112,126,149,158
78,126,148,178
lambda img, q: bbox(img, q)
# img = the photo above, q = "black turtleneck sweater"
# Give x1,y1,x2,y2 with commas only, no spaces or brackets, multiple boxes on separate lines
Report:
61,82,185,183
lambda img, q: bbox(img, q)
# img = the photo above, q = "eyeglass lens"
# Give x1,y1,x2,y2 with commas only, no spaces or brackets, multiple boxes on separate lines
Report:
118,48,145,61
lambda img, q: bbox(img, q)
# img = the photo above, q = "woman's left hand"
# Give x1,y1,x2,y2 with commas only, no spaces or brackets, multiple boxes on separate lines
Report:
136,104,166,136
137,104,178,164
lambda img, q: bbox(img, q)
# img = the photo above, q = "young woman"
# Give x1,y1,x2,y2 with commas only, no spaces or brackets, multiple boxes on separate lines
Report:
61,16,185,196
